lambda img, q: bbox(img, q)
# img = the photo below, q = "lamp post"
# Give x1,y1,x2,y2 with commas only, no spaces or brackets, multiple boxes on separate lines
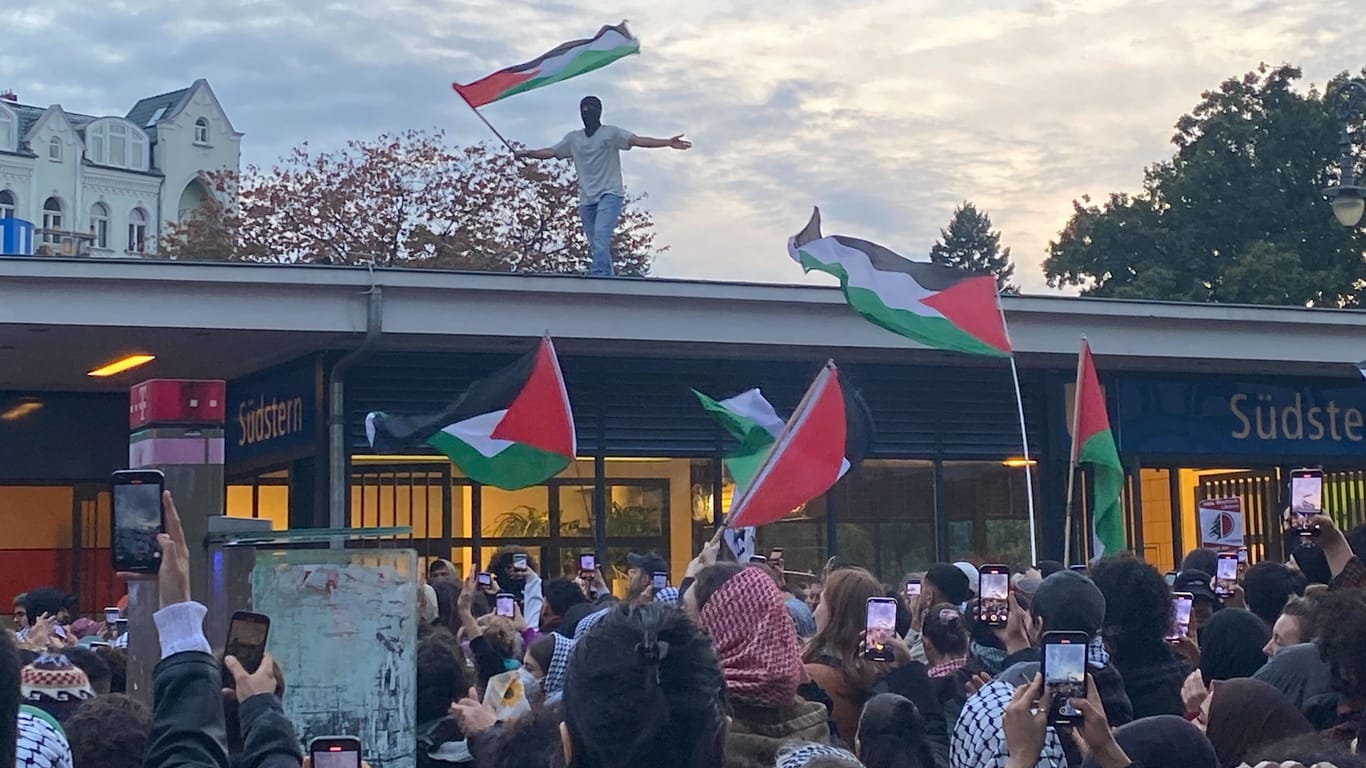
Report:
1324,78,1366,228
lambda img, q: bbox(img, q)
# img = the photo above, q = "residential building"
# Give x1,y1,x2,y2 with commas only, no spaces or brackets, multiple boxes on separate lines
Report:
0,79,240,256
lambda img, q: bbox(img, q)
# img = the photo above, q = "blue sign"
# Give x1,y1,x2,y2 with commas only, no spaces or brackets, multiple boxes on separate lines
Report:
226,361,317,466
1117,377,1366,458
0,218,35,255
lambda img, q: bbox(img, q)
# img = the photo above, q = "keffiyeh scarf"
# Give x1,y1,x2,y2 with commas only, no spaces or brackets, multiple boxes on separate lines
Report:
952,679,1066,768
776,743,862,768
543,631,575,706
697,567,804,708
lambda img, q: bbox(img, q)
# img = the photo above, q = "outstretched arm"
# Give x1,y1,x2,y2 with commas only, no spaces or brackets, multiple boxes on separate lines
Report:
514,147,557,160
629,134,692,150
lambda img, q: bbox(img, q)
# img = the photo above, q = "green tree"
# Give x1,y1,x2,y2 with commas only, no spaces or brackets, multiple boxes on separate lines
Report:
1044,64,1366,306
930,202,1017,292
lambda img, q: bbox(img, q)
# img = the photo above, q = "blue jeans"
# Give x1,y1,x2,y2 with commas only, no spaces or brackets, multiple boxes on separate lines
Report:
579,193,624,276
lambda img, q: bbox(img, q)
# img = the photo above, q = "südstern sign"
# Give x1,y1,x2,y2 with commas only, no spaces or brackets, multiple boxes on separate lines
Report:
1117,377,1366,458
225,362,316,466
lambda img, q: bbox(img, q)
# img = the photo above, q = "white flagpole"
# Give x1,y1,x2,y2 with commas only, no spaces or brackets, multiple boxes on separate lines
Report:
1063,337,1087,566
996,298,1038,566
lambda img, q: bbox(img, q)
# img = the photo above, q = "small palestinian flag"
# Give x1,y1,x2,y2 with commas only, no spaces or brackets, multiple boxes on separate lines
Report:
789,208,1012,358
453,22,640,109
724,362,873,529
1071,338,1126,557
365,337,575,490
694,388,785,491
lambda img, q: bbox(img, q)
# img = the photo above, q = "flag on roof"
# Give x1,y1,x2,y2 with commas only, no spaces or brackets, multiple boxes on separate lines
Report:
724,362,873,529
453,23,640,108
694,388,785,492
365,337,575,490
788,207,1012,358
1071,338,1126,558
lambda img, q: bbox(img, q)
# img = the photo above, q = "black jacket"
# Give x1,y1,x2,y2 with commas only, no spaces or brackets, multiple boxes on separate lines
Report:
234,694,303,768
870,661,952,768
1111,646,1187,721
145,651,231,768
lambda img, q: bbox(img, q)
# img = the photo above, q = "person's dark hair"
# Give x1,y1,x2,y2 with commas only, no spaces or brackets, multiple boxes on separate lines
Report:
1089,555,1172,656
492,704,564,768
1245,733,1366,768
21,587,67,626
417,636,469,724
16,649,37,667
887,587,912,638
1180,549,1218,578
923,564,971,606
1314,590,1366,698
921,603,969,658
63,693,151,768
490,546,537,578
0,617,19,768
856,693,936,768
1347,524,1366,559
563,604,726,768
544,578,590,618
1240,562,1306,627
1198,608,1270,685
528,634,557,677
95,646,127,694
62,646,111,695
1036,560,1065,578
691,563,745,613
431,580,460,631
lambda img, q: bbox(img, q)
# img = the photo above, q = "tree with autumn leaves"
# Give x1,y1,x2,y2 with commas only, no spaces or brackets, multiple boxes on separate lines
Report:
157,129,661,275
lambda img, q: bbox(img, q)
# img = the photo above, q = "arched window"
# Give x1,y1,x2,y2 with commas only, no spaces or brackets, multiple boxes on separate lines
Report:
41,197,63,244
193,117,209,144
86,119,149,170
128,207,148,253
48,136,62,161
91,202,110,249
0,106,15,152
0,190,15,219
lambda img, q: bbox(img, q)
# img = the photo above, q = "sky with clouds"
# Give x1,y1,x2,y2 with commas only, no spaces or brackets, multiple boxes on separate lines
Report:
4,0,1364,291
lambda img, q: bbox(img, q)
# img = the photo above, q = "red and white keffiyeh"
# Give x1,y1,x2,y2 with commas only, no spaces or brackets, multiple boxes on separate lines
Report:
697,567,803,708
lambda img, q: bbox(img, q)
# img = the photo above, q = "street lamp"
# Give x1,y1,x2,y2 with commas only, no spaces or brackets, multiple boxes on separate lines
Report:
1324,78,1366,228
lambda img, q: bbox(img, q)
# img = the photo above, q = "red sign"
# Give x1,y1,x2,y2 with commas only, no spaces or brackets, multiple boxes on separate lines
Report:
129,379,227,429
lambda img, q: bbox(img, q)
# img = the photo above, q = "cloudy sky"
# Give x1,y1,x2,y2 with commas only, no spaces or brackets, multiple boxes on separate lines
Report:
5,0,1364,291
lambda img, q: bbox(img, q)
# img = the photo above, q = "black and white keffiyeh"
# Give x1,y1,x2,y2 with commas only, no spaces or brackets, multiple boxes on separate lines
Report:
951,679,1066,768
776,742,862,768
17,708,73,768
543,632,575,706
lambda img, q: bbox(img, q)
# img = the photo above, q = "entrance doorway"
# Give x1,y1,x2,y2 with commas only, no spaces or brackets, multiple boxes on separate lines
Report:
1134,466,1273,571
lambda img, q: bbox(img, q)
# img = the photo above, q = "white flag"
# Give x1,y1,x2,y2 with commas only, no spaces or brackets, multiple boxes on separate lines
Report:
723,526,757,563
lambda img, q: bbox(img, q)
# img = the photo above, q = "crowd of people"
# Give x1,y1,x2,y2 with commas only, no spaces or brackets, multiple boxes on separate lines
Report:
5,490,1366,768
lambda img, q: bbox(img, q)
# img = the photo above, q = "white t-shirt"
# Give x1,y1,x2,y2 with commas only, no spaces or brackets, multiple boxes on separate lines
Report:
553,125,635,205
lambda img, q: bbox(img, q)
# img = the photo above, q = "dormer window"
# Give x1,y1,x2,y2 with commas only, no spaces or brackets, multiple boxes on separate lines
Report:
194,117,209,145
0,106,14,152
86,119,149,170
48,136,62,161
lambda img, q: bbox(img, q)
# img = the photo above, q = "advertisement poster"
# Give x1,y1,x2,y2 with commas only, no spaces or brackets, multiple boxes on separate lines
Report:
1198,497,1244,548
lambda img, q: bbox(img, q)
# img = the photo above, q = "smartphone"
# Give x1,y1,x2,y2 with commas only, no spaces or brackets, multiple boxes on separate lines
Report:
651,572,668,590
1069,564,1088,573
222,611,270,687
905,579,922,599
1041,631,1089,727
111,469,166,573
863,597,899,662
115,618,128,635
978,564,1010,627
477,573,493,588
1290,468,1324,535
1237,547,1249,564
513,554,528,573
579,553,597,574
104,607,120,625
309,736,362,768
90,642,111,649
1214,552,1238,598
494,593,515,618
749,554,769,565
1167,592,1193,643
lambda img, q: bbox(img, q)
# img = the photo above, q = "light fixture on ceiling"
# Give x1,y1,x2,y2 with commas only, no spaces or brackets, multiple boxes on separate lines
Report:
0,399,42,421
87,354,156,378
1002,458,1038,468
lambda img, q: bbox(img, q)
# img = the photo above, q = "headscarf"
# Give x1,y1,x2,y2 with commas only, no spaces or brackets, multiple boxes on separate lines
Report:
1205,678,1314,768
696,566,804,708
952,679,1066,768
542,632,575,706
775,743,862,768
1199,609,1270,685
22,653,95,723
1081,715,1215,768
1253,643,1338,727
419,584,439,625
17,707,74,768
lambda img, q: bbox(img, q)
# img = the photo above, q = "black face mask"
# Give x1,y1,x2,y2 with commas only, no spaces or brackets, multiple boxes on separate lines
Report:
580,97,602,137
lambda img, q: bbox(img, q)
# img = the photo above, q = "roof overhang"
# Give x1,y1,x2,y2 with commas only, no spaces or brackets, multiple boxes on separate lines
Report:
2,257,1363,392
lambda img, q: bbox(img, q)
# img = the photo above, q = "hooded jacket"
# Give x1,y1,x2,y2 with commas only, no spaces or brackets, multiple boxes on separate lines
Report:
724,697,831,768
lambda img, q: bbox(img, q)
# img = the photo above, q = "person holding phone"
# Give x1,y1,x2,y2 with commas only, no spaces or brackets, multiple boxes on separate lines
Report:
626,552,679,605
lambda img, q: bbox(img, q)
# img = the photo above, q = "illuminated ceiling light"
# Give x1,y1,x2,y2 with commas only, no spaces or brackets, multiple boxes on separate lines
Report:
87,354,156,378
1002,458,1038,468
0,400,42,421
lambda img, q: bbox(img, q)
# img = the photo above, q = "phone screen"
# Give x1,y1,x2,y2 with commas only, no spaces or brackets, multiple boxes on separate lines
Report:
1215,554,1238,596
979,567,1010,626
1168,593,1193,642
1164,571,1178,586
1237,547,1249,564
905,580,922,599
651,572,668,590
1043,637,1088,725
495,594,515,618
312,753,360,768
864,598,898,661
225,613,270,675
104,608,120,625
112,474,164,572
1291,470,1323,528
477,573,493,588
579,554,596,572
310,739,361,768
513,554,528,571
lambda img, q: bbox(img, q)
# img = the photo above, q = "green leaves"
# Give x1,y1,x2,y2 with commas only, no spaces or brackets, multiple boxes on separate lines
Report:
929,201,1017,293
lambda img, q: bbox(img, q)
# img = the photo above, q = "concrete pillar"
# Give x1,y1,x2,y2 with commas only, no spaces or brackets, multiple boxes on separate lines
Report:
124,379,225,706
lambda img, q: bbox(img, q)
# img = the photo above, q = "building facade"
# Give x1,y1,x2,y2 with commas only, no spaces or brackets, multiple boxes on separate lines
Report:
0,80,240,256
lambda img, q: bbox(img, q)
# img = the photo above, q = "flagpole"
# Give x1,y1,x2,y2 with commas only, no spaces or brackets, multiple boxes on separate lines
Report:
996,298,1039,566
455,89,516,153
1064,337,1086,565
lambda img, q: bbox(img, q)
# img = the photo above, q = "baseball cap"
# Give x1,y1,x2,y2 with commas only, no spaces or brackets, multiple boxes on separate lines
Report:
628,552,669,574
1030,570,1106,635
1174,569,1221,605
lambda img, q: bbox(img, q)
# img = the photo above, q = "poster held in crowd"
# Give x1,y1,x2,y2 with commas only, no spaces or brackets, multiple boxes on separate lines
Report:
1198,497,1244,548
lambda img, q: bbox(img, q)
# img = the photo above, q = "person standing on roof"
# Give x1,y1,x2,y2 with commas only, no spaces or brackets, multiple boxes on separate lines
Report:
515,96,691,277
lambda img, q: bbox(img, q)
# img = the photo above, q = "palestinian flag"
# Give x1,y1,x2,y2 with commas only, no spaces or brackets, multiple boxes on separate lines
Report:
788,208,1012,358
694,388,785,491
365,337,575,490
453,23,640,108
724,362,873,529
1071,339,1126,557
